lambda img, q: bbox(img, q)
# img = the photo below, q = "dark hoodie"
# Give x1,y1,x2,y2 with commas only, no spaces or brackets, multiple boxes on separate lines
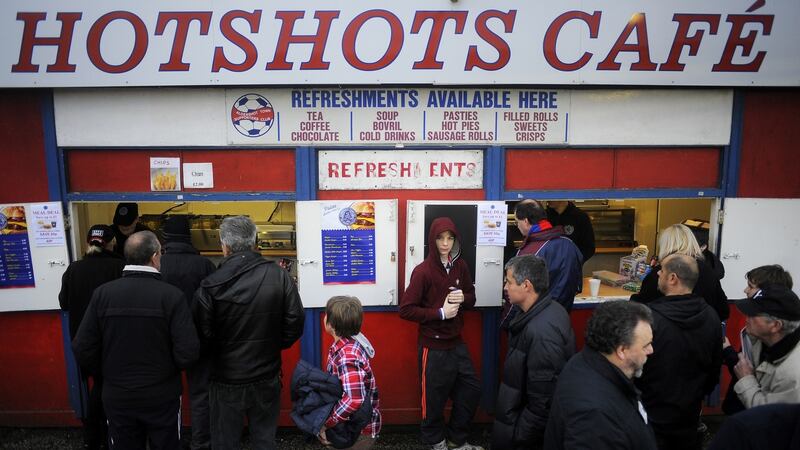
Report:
400,217,476,350
635,294,722,441
193,250,305,384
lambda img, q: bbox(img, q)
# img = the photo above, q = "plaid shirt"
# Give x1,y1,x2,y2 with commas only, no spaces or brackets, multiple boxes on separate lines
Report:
325,337,381,437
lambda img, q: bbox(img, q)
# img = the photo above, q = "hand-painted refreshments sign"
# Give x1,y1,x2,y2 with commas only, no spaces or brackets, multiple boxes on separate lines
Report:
1,1,797,87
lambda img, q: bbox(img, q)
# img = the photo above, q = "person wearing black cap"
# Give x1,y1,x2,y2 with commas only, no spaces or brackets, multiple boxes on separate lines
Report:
59,224,125,450
731,284,800,408
159,215,216,450
110,202,151,256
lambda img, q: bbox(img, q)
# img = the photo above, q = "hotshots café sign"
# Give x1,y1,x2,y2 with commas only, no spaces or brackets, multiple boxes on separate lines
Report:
1,0,797,87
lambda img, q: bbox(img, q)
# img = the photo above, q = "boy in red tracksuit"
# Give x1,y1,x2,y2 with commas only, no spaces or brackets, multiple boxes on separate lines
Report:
400,217,483,450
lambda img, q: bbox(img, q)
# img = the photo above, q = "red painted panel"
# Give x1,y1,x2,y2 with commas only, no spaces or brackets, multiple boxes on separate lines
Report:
0,90,49,203
182,150,295,191
317,189,484,300
615,148,720,189
67,149,295,192
320,310,484,424
279,342,302,426
738,90,800,198
0,312,79,426
505,149,615,190
67,150,180,192
570,309,593,351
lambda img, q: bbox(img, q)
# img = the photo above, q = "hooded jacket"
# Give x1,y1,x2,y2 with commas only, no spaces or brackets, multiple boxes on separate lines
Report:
58,248,125,339
493,295,575,450
734,327,800,408
631,257,729,321
194,250,304,384
517,224,583,312
400,217,476,350
635,294,722,440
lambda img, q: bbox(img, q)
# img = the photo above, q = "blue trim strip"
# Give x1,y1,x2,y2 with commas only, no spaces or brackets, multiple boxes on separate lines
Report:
66,191,296,202
423,111,426,140
41,90,61,201
295,147,316,201
565,112,569,143
300,309,322,366
61,312,87,419
484,146,504,200
350,111,353,141
504,188,724,200
724,90,744,197
480,308,500,413
277,112,281,141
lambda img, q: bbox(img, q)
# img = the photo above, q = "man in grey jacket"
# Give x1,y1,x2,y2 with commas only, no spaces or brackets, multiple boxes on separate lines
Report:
194,216,304,449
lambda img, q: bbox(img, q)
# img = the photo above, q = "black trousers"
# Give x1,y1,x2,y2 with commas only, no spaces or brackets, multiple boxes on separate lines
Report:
104,397,181,450
81,374,107,450
418,343,482,446
186,357,211,450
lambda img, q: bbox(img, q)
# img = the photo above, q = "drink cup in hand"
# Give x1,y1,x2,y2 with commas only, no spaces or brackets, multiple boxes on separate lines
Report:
447,288,464,304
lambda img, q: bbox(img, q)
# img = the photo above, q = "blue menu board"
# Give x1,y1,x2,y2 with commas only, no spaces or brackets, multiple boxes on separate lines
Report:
0,205,35,288
321,201,377,285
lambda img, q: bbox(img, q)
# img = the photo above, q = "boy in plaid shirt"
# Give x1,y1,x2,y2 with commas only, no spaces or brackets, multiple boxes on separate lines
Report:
319,296,381,449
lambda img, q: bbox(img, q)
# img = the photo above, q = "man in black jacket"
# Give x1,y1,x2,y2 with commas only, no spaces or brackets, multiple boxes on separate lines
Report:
59,224,125,450
545,300,657,450
72,231,200,450
159,215,216,450
194,216,305,449
493,255,575,450
635,254,722,450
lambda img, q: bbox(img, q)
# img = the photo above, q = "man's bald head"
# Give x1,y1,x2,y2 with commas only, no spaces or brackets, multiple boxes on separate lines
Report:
658,253,699,295
124,231,161,267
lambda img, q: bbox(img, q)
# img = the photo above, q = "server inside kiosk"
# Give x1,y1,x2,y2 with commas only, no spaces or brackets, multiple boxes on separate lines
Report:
68,201,298,277
504,198,718,302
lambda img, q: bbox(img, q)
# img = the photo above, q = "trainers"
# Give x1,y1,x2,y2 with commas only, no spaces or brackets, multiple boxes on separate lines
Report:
448,441,485,450
431,440,449,450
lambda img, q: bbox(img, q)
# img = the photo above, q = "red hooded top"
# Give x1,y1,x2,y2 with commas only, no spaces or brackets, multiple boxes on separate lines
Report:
399,217,476,349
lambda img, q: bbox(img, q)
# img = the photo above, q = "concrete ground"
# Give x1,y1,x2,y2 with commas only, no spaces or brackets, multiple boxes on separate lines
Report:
0,417,725,449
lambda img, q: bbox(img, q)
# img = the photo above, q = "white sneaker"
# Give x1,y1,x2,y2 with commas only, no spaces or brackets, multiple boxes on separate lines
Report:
448,441,485,450
431,440,449,450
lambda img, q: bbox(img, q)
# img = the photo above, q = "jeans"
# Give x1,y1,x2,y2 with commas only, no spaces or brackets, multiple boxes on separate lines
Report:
210,376,281,450
104,397,181,450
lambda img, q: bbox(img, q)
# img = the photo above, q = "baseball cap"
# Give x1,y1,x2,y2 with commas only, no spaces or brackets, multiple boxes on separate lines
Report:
113,203,139,226
86,224,115,246
735,284,800,321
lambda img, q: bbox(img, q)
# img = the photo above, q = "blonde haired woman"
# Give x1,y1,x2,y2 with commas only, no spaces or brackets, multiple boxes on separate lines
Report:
631,224,729,321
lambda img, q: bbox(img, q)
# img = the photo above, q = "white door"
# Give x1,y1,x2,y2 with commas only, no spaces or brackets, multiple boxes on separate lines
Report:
406,200,507,307
0,202,70,312
296,199,398,307
719,198,800,298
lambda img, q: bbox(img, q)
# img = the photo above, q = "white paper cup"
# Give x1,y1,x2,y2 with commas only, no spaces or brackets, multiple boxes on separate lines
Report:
589,278,601,298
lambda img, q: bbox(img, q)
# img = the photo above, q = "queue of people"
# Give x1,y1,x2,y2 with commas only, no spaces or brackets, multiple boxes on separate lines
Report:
58,201,800,450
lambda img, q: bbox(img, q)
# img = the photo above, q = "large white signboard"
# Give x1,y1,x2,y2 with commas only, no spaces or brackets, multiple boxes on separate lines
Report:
319,150,483,190
227,88,568,145
2,1,798,87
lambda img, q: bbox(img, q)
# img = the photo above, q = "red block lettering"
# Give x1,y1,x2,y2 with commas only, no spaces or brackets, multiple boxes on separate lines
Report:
12,12,82,73
543,11,601,72
212,10,262,73
155,12,212,71
87,11,148,74
712,15,773,72
411,11,468,70
660,14,720,72
465,10,516,71
597,13,657,71
328,163,340,178
267,11,340,70
342,10,403,71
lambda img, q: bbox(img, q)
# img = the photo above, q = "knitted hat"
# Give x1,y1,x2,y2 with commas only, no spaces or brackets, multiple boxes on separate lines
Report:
162,215,191,242
113,203,138,226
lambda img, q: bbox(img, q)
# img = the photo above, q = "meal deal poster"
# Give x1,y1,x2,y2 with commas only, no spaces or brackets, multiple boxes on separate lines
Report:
30,203,66,247
320,201,376,285
477,202,509,246
0,205,35,288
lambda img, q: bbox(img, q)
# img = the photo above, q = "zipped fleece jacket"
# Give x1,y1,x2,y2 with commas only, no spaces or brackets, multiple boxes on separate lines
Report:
518,225,583,312
400,217,476,350
194,250,305,384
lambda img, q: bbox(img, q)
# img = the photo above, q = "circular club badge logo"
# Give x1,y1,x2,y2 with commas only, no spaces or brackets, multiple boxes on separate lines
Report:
564,225,575,236
231,94,275,138
339,207,357,227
